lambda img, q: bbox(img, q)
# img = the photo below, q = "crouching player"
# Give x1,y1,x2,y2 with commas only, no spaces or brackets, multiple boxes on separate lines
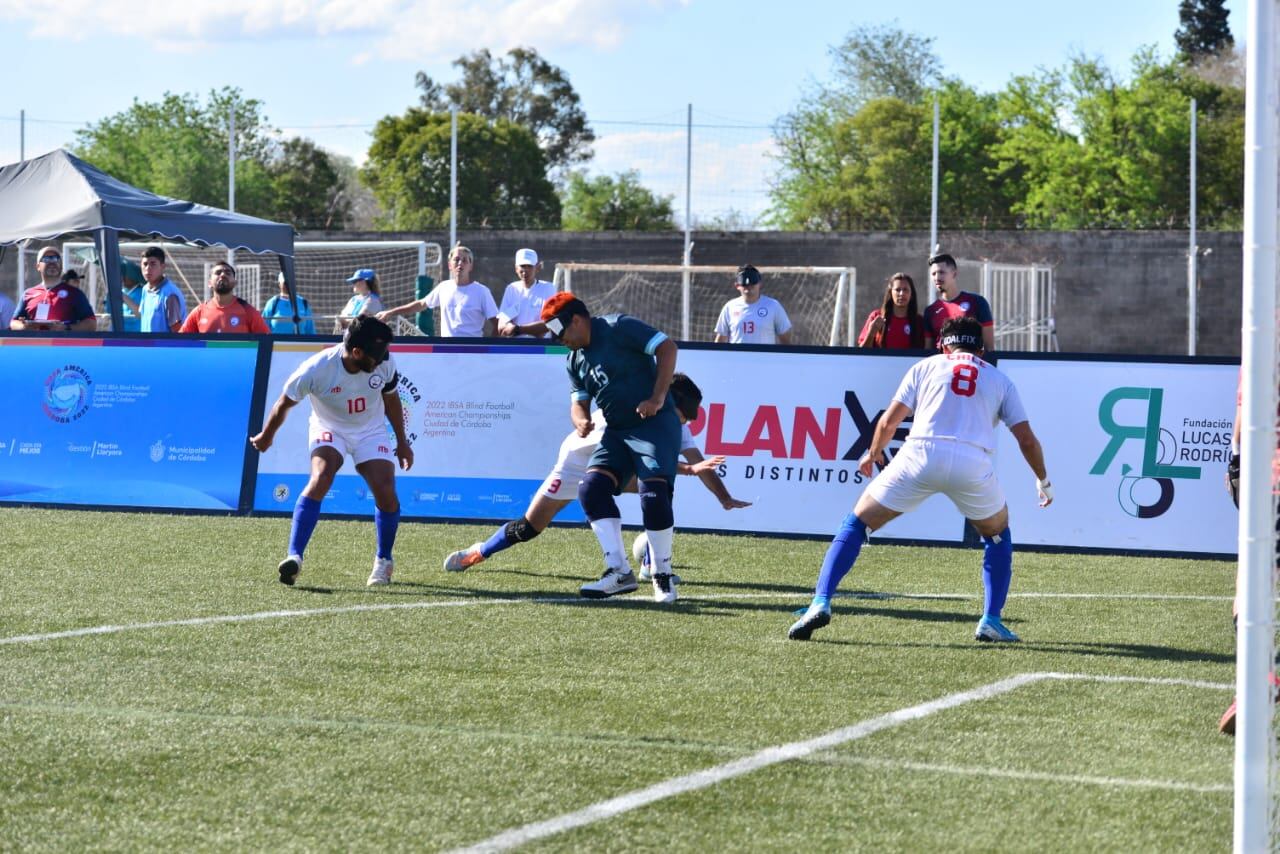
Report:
250,316,414,587
788,316,1053,642
443,373,750,579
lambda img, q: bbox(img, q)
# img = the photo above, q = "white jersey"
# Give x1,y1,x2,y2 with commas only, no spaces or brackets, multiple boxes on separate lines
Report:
714,295,792,344
284,344,399,433
498,280,557,337
424,280,499,337
892,352,1028,454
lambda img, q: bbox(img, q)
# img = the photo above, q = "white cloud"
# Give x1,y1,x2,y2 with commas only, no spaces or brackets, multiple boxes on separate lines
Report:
0,0,681,55
590,126,778,223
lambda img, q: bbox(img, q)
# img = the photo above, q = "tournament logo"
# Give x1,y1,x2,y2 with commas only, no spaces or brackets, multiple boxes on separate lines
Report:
1090,387,1229,518
386,373,422,446
42,364,92,423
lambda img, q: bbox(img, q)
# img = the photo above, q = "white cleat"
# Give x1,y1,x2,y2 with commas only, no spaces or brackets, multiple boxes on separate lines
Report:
443,543,486,572
651,572,678,604
367,556,394,586
580,566,639,599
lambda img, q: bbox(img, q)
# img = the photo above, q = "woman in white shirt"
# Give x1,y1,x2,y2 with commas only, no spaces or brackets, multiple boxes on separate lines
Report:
378,244,497,337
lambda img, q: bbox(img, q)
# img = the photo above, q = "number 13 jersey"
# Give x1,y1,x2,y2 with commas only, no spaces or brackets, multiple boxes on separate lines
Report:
892,352,1028,453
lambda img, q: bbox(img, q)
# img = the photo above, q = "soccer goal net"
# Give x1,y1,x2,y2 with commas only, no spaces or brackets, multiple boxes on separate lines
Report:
954,258,1057,352
551,264,858,345
62,240,442,334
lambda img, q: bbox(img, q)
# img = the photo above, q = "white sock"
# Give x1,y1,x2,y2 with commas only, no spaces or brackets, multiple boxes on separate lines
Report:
645,527,674,575
589,517,628,571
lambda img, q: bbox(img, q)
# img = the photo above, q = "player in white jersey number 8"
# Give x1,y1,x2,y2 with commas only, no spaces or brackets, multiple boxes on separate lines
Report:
788,316,1053,644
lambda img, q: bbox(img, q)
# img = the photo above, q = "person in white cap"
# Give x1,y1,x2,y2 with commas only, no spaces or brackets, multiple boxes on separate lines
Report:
497,248,557,338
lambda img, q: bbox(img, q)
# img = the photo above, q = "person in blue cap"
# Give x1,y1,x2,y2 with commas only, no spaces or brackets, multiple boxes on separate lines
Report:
336,268,383,331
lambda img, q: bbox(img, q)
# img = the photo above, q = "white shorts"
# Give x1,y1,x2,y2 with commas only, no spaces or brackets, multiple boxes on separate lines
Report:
308,419,396,466
865,438,1006,520
537,425,604,500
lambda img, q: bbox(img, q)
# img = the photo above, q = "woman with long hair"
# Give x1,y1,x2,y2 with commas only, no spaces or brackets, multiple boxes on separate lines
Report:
857,272,925,349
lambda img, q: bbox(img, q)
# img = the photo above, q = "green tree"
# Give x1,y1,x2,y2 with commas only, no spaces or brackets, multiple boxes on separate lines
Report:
560,171,674,230
825,23,943,110
415,47,594,172
362,109,560,230
73,88,348,229
1175,0,1234,62
992,50,1243,228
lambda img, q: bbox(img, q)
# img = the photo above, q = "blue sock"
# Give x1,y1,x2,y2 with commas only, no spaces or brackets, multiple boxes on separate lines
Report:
982,526,1013,618
374,509,399,560
814,513,868,604
480,524,513,558
288,496,322,558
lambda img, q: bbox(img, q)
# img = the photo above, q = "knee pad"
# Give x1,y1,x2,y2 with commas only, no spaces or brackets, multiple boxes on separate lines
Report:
579,470,621,521
639,478,675,530
504,516,540,543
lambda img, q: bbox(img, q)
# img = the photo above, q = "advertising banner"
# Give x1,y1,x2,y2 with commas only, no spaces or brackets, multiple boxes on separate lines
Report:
996,358,1238,554
254,341,575,519
0,337,260,510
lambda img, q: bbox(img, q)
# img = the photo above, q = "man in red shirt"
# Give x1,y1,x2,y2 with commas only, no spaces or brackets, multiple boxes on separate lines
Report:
179,262,271,334
922,252,994,352
10,247,98,331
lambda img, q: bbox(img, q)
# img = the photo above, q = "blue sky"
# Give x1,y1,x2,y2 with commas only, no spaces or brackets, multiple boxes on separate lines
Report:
0,0,1245,223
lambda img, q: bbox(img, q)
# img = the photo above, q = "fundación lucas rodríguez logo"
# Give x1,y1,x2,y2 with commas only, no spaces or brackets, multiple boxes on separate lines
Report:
1090,386,1230,519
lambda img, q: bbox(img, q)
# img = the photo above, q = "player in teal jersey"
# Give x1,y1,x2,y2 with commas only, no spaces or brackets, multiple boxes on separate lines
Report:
541,292,683,603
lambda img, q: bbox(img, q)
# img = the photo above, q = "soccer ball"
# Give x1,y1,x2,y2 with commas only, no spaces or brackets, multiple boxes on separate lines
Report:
631,531,650,568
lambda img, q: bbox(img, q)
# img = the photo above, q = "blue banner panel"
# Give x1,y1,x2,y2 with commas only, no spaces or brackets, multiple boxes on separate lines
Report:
0,337,260,510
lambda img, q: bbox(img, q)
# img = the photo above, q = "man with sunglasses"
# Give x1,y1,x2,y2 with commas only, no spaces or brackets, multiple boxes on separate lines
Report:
250,316,413,588
539,292,684,603
11,246,97,331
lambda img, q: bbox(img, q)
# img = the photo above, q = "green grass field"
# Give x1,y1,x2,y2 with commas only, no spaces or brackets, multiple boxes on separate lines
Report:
0,506,1238,851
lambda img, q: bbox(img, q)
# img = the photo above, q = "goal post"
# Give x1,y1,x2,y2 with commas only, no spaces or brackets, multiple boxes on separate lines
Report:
551,263,858,346
1236,1,1280,851
956,258,1057,352
62,240,442,334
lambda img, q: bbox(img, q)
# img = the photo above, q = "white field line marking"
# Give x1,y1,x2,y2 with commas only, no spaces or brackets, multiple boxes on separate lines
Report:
814,755,1231,794
0,590,1232,647
447,672,1231,854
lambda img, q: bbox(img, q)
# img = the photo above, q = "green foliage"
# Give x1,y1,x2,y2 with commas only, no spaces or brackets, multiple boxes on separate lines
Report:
560,170,675,230
416,47,594,172
770,23,1245,231
1175,0,1234,62
993,50,1243,228
362,109,560,230
73,88,349,230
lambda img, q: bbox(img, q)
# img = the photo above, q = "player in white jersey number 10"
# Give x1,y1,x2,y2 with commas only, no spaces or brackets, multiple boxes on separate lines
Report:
250,316,414,588
788,316,1053,644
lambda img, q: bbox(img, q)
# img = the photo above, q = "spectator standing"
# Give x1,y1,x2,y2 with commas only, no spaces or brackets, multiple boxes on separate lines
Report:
336,268,384,331
497,248,556,338
179,262,271,334
713,265,793,345
788,316,1052,643
136,246,186,333
11,247,97,331
0,287,15,331
379,244,497,337
922,252,994,351
858,272,926,349
262,272,317,335
117,260,146,332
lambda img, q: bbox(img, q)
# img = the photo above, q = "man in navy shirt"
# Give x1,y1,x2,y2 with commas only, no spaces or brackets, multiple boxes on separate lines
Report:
541,292,683,603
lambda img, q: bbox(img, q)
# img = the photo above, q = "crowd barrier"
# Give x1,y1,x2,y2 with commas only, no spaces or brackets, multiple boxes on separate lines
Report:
0,333,1239,556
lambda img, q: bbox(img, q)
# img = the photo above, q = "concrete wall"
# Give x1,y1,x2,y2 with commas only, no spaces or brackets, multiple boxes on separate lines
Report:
304,229,1244,357
4,229,1244,356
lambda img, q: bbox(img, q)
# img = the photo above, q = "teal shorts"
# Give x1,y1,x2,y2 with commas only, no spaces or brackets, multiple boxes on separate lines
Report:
588,410,681,492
